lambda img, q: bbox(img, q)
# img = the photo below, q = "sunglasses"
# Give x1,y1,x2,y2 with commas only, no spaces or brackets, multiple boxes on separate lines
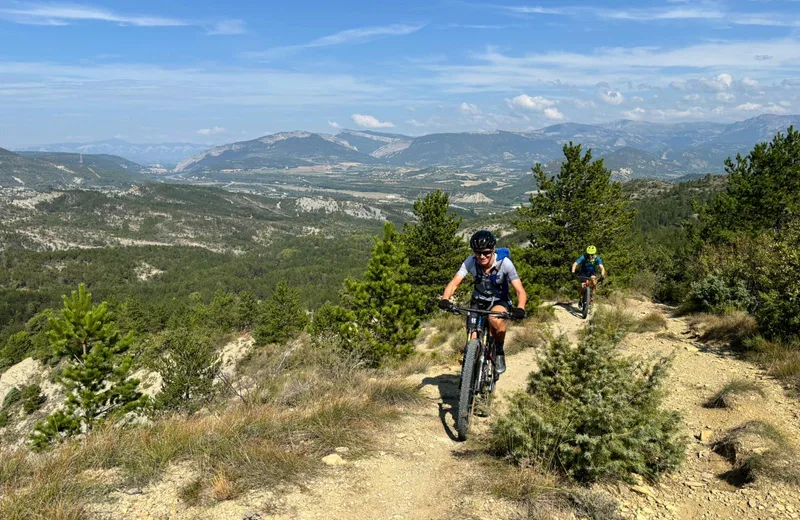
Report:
474,250,494,257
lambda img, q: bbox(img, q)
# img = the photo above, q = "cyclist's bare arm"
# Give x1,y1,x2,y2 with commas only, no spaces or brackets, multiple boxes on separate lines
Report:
442,273,465,300
511,278,527,309
600,264,606,277
571,262,579,274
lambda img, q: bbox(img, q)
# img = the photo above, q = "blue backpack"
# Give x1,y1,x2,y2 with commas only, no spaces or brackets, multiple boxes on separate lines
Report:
474,248,511,300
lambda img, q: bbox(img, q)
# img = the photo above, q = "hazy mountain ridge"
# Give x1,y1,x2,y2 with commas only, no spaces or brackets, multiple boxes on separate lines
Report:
16,139,209,166
170,115,800,179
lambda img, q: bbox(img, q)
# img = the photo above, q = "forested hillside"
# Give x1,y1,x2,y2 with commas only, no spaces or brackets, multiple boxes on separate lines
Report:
1,127,799,520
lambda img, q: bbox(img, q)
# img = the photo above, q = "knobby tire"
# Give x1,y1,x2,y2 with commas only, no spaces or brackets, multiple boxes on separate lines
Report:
582,285,591,320
457,339,480,441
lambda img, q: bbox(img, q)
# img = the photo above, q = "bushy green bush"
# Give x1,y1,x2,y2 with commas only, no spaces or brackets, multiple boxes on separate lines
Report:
20,384,46,414
254,279,309,345
491,330,684,483
3,387,22,409
155,329,220,414
687,274,755,313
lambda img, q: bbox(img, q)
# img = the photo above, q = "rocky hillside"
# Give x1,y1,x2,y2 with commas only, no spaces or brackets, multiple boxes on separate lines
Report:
0,149,145,189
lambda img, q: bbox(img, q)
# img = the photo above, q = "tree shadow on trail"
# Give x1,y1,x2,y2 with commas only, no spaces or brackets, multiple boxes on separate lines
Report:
553,301,584,319
419,373,460,441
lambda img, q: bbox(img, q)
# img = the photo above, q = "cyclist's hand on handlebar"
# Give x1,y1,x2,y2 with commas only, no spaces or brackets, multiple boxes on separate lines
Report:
512,308,526,320
438,298,453,311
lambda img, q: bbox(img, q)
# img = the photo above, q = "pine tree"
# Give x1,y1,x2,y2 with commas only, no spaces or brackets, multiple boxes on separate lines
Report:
344,222,423,365
253,280,308,344
702,126,800,241
514,143,637,290
30,285,146,450
402,190,468,314
236,290,259,331
155,329,220,413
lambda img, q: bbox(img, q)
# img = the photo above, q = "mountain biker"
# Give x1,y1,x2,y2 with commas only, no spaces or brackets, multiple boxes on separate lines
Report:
438,230,527,376
571,245,606,308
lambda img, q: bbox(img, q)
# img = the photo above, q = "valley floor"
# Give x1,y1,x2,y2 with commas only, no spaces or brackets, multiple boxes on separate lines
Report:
89,298,800,520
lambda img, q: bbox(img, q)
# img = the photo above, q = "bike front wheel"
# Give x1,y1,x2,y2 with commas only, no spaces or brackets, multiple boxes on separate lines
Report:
457,339,481,441
582,285,591,319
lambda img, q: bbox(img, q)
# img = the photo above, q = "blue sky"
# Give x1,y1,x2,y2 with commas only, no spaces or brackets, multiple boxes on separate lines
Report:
1,0,799,147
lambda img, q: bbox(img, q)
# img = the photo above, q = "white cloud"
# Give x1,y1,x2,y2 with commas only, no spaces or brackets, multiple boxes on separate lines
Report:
742,77,760,89
351,114,395,128
206,19,247,35
0,4,247,35
0,61,387,111
779,101,792,107
701,73,733,91
543,107,564,120
500,6,567,15
716,92,735,102
0,3,189,27
253,24,424,59
458,102,481,115
508,94,555,111
632,96,644,102
196,126,225,135
495,4,799,29
669,81,687,90
736,102,762,111
406,119,425,127
328,121,341,129
651,106,704,119
600,91,624,105
684,94,701,101
623,107,647,119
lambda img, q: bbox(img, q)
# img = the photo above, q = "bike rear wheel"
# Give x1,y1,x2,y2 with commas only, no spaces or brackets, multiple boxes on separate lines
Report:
457,339,480,441
582,285,591,319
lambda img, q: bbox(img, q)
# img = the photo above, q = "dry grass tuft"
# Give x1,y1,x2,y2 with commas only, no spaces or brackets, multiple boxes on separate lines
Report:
634,312,668,333
688,312,758,349
424,313,464,349
586,303,638,341
477,456,621,520
714,420,800,485
506,320,547,356
210,473,236,502
705,378,765,408
744,336,800,393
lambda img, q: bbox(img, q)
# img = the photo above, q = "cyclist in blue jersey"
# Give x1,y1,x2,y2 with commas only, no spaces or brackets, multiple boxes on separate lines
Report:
438,230,527,376
571,245,606,308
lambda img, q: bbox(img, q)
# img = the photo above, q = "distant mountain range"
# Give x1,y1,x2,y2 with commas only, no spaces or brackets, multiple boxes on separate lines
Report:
174,114,800,179
0,149,145,188
15,139,208,166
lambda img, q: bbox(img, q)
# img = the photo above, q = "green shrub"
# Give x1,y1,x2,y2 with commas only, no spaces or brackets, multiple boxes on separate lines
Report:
0,411,9,428
688,275,755,313
155,329,221,414
20,385,46,415
491,331,685,483
0,332,33,371
254,280,308,345
2,387,22,410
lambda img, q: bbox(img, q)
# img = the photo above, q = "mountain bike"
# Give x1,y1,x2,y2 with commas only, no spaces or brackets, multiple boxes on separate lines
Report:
574,274,604,319
447,304,518,441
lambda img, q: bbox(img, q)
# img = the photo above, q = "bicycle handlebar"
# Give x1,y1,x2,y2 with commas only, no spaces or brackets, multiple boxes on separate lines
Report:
448,304,516,319
573,273,605,282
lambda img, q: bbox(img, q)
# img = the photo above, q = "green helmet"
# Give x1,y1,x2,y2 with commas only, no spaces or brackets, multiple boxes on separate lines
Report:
586,245,597,255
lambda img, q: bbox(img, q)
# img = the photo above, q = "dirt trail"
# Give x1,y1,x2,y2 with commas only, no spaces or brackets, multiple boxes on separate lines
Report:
94,299,800,520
